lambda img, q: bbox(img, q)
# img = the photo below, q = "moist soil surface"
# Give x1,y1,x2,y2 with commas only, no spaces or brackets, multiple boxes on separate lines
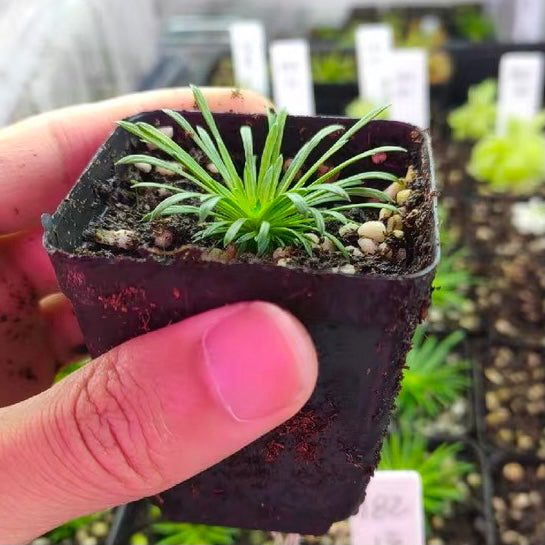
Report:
76,126,434,278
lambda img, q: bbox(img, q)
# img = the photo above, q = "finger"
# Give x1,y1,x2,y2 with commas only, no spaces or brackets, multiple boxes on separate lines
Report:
0,302,317,543
40,293,85,362
1,227,58,297
0,87,272,234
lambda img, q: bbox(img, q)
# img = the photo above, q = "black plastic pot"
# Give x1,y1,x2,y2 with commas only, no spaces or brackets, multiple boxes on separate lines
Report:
43,111,438,534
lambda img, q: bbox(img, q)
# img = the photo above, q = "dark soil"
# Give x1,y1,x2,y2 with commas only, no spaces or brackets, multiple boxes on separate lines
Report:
76,114,435,278
473,341,545,456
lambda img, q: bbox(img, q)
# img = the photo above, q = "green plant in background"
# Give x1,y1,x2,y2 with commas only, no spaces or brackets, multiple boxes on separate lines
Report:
468,113,545,193
119,85,403,256
345,98,389,119
452,5,496,42
45,511,109,542
144,522,239,545
432,247,476,310
397,326,469,419
53,356,91,382
379,427,473,517
448,79,497,141
311,51,356,83
130,504,241,545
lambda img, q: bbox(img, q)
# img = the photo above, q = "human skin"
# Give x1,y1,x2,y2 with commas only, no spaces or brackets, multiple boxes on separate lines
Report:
0,88,318,544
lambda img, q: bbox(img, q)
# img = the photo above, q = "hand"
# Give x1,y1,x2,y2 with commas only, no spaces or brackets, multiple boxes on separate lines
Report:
0,88,318,544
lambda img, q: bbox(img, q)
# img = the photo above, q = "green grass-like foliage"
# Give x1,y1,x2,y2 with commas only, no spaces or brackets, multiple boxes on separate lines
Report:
311,51,356,83
432,248,475,309
147,522,240,545
447,79,497,141
118,85,404,256
468,114,545,193
379,427,473,516
45,511,108,541
398,326,469,419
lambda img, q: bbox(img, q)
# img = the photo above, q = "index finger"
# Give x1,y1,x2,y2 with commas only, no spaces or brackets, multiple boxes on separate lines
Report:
0,87,272,234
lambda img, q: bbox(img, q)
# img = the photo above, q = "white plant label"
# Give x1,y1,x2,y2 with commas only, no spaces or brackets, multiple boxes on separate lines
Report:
269,39,315,115
497,52,545,134
387,48,430,129
355,24,393,103
512,0,545,43
350,470,425,545
229,20,268,96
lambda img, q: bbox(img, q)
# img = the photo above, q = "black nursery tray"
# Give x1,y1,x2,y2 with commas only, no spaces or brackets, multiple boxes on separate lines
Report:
43,111,438,534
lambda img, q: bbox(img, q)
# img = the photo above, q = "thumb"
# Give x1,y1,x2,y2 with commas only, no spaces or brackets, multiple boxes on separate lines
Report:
0,302,318,544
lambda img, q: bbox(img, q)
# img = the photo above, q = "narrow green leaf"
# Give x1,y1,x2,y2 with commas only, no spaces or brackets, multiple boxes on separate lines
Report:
285,192,311,215
199,194,223,222
224,217,248,245
255,220,271,255
309,207,326,234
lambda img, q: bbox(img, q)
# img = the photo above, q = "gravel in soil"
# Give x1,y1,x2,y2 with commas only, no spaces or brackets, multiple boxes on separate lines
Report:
477,342,545,456
493,461,545,545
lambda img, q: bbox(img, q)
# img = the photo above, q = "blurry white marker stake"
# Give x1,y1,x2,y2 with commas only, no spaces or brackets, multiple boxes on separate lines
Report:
229,20,268,96
270,39,314,115
512,0,545,43
497,52,545,134
388,48,430,129
350,470,425,545
355,24,393,104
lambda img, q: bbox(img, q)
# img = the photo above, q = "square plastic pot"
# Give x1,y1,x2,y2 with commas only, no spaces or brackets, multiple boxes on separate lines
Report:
43,110,438,534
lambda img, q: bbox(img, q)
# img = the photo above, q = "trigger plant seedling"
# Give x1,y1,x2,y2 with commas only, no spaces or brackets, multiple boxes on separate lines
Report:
88,85,424,274
44,84,437,533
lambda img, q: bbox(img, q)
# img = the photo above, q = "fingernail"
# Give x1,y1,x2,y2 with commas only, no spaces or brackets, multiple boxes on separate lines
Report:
202,302,314,421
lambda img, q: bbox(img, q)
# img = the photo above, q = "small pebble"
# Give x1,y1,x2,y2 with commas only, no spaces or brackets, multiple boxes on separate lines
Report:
511,493,531,510
338,264,356,275
94,228,138,250
338,222,359,237
91,521,109,538
393,229,404,239
345,245,364,257
146,126,174,149
387,214,403,232
502,462,524,482
384,181,403,200
538,464,545,480
273,247,291,260
501,530,523,545
155,162,178,176
516,434,534,450
378,242,393,257
134,162,152,173
396,189,411,205
379,208,393,220
493,496,506,512
304,233,320,245
357,221,386,242
527,383,545,401
486,408,509,426
321,238,335,252
206,162,219,174
467,472,482,488
358,238,378,255
276,258,292,267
